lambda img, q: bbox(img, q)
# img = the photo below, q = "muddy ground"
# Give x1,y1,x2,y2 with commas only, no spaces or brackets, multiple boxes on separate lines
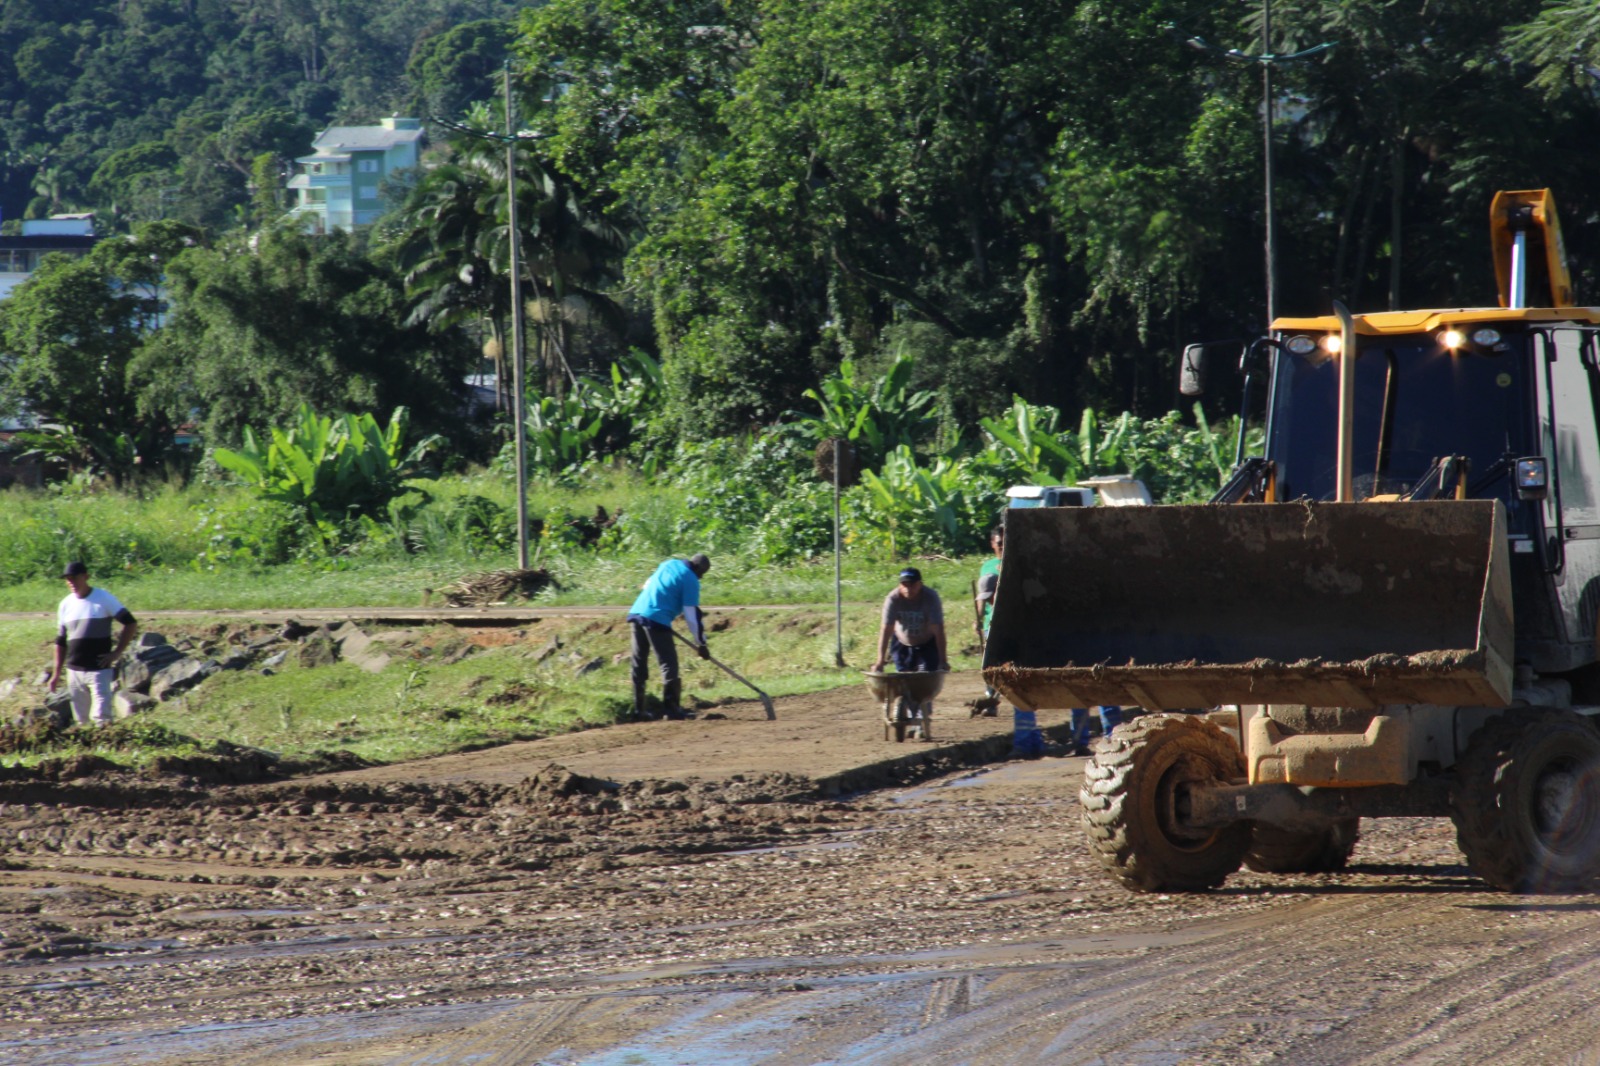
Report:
4,668,1600,1065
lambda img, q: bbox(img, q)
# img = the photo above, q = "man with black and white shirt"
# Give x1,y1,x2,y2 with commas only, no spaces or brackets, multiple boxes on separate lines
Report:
49,561,138,727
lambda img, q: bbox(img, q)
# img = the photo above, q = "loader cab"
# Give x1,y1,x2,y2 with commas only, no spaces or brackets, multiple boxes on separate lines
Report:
1261,324,1540,509
1256,313,1600,671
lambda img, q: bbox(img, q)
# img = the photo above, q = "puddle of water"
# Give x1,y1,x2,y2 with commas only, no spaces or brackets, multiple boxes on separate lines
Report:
892,767,999,804
721,838,861,859
167,907,309,921
6,1000,516,1066
890,758,1075,807
17,978,104,992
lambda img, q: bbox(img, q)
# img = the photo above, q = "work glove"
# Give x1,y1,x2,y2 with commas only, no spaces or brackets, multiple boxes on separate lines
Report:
696,644,711,660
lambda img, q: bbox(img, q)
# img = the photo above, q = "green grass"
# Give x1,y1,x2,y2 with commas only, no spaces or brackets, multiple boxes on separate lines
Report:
0,603,986,771
0,468,997,771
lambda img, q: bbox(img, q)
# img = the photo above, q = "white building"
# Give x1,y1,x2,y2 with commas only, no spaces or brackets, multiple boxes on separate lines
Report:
0,214,97,301
287,116,424,233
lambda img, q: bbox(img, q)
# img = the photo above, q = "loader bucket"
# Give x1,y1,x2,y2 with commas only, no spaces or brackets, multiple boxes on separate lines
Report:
983,500,1513,712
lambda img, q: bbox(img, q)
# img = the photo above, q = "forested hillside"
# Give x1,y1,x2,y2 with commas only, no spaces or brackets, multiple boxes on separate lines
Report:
0,0,527,229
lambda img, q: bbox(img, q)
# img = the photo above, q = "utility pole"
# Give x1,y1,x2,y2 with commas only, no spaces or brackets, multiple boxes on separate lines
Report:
505,62,530,570
833,439,845,668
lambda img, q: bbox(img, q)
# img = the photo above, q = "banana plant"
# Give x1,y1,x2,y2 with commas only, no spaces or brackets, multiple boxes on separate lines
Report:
791,355,937,466
854,445,967,556
977,396,1081,483
213,404,441,525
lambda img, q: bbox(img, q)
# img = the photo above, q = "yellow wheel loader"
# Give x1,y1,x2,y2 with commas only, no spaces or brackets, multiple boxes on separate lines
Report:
984,190,1600,893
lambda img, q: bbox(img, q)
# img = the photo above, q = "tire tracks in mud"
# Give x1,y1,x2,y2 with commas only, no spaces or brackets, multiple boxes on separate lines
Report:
353,891,1600,1066
7,748,1600,1064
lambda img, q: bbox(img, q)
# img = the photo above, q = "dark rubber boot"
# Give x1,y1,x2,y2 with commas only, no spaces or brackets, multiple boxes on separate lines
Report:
632,682,655,722
662,679,686,720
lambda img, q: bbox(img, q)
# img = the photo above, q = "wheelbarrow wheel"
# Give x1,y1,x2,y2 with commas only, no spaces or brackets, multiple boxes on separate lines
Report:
894,697,914,743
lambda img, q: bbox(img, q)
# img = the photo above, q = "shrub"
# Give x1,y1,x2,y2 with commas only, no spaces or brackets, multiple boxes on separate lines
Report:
847,446,1006,558
212,404,442,523
670,432,814,553
751,480,837,562
211,403,442,554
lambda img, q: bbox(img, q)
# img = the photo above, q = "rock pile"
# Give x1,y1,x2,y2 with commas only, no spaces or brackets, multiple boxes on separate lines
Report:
13,620,408,727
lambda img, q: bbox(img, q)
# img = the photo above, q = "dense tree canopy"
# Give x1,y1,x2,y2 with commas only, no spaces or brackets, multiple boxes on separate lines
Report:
0,222,198,481
517,0,1600,433
132,225,475,449
2,0,1600,467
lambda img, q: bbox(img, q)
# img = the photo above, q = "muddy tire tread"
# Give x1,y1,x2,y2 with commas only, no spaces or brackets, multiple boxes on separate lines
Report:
1078,713,1251,893
1452,708,1600,893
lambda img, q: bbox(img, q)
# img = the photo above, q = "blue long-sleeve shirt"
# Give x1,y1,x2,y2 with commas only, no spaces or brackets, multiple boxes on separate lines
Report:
628,558,706,643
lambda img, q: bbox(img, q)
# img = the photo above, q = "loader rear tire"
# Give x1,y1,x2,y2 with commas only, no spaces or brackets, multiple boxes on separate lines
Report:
1080,713,1250,892
1244,818,1359,874
1452,708,1600,893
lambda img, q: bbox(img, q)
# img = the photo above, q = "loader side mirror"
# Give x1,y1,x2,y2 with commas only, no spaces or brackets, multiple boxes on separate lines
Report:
1179,344,1207,396
1515,456,1549,500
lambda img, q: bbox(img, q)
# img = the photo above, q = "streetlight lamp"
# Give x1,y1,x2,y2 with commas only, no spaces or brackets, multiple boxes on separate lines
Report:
1180,1,1334,333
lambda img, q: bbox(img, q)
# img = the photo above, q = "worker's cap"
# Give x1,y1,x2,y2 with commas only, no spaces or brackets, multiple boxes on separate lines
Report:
60,561,88,578
898,567,922,583
688,553,711,575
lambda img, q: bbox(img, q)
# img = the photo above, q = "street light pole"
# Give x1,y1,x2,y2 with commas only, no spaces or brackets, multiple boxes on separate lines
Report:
1262,0,1276,333
504,62,530,570
427,73,553,571
1180,6,1333,335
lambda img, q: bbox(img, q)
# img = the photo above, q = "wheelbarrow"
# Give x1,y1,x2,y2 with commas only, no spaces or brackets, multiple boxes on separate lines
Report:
863,670,947,742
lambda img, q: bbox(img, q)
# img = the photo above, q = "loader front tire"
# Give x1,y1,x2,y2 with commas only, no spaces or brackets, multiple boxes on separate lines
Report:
1452,708,1600,893
1244,818,1359,874
1080,713,1250,892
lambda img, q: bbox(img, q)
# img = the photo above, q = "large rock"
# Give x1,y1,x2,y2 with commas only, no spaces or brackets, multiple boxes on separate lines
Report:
149,657,220,701
114,691,158,717
297,633,340,668
121,658,154,694
133,633,183,662
42,691,73,727
125,635,185,692
335,625,391,674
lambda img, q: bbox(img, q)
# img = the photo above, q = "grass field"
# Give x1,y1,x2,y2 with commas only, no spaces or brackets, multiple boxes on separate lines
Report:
0,602,982,770
0,468,996,771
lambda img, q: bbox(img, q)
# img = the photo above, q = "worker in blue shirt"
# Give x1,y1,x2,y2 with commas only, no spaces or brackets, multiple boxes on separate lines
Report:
626,553,711,720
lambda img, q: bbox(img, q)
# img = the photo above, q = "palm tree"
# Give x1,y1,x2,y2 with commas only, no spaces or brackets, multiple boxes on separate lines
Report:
389,149,512,410
389,109,630,407
480,149,629,398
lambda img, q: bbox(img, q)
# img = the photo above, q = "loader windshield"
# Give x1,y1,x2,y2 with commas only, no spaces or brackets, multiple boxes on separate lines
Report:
1266,335,1534,505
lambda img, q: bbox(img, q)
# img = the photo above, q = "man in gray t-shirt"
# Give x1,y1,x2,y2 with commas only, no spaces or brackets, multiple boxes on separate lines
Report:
872,567,949,674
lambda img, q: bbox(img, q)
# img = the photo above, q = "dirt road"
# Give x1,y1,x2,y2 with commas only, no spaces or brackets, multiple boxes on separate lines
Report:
4,675,1600,1065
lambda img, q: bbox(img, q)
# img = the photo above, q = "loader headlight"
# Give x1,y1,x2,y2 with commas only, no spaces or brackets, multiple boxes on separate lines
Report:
1440,328,1466,350
1320,333,1343,355
1284,334,1318,355
1472,328,1502,346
